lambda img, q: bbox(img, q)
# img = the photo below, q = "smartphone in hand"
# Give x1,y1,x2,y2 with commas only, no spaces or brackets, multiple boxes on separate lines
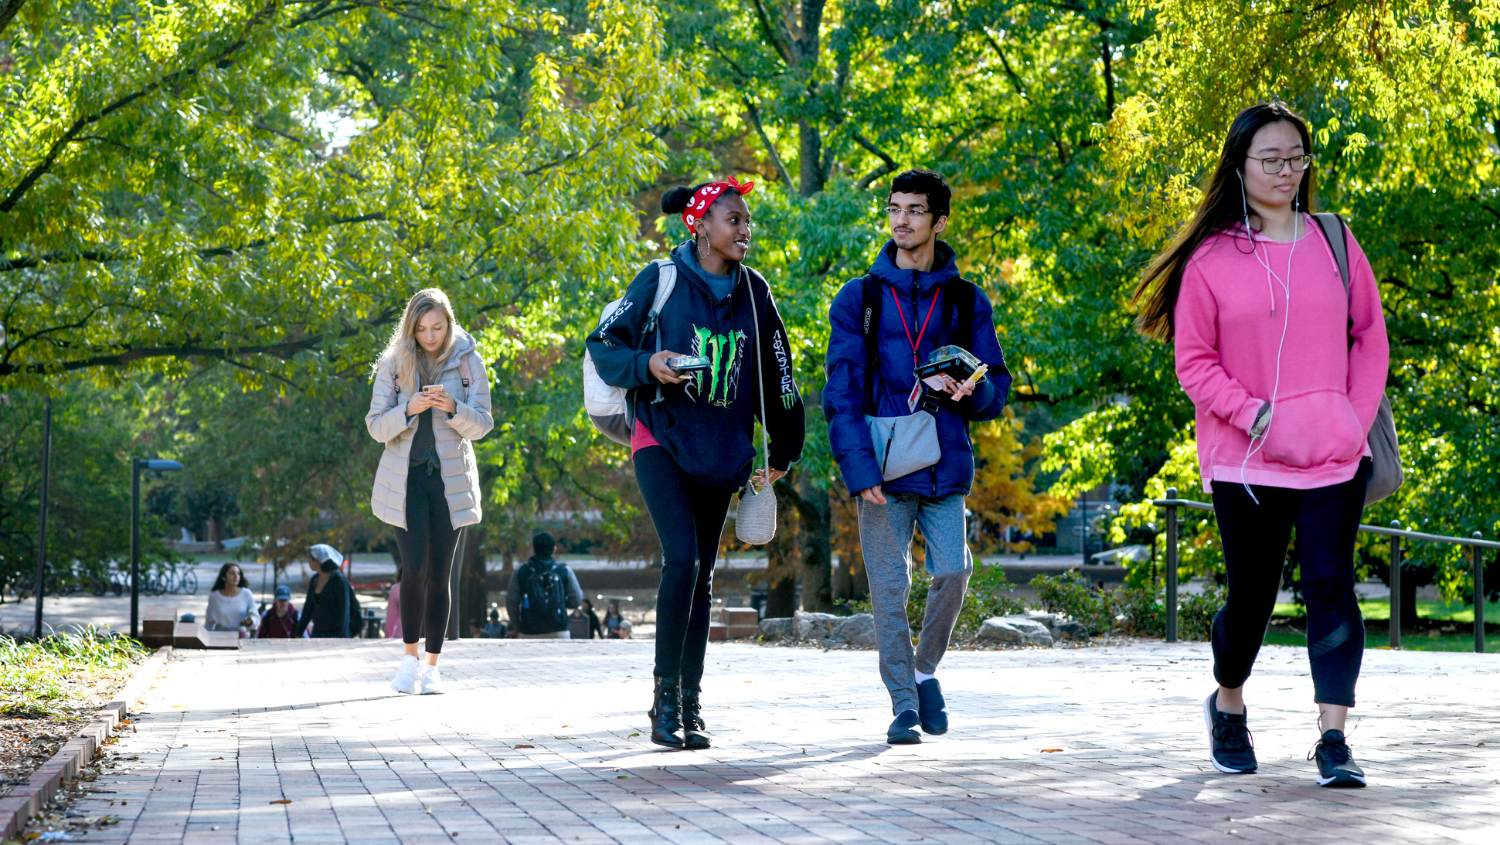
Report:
667,356,711,373
422,384,446,395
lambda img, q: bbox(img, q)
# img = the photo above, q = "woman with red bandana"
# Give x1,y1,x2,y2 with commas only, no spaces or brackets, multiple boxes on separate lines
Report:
587,179,806,749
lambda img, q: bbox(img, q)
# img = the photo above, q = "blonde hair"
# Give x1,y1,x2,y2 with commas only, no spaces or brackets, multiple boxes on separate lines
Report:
379,288,458,395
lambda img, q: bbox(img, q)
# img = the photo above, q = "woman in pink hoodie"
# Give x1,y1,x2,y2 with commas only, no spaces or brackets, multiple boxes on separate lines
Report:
1133,103,1388,788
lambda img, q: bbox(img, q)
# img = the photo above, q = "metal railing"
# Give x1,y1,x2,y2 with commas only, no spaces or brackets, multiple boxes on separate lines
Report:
1153,487,1500,653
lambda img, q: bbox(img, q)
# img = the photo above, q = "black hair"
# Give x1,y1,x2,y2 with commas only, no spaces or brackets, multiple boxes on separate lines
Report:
318,558,338,573
661,182,745,224
489,608,500,620
211,562,244,593
889,169,952,219
1132,101,1315,342
533,530,556,557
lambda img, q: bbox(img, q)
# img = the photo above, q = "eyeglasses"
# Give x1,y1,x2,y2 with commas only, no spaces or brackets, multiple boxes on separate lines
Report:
885,206,931,220
1246,154,1314,174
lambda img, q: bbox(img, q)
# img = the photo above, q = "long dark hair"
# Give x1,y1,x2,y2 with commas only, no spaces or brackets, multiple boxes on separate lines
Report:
1132,102,1315,342
211,562,245,593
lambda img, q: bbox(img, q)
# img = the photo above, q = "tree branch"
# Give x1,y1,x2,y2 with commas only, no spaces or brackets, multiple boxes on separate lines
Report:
0,307,402,376
0,0,25,40
853,131,897,191
744,98,794,189
0,1,280,215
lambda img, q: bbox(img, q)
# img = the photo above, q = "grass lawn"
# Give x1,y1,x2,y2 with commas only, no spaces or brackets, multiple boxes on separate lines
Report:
1273,598,1500,624
1269,599,1500,652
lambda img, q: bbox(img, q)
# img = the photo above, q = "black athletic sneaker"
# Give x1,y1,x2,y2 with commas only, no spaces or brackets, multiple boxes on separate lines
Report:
1203,691,1257,773
1310,729,1367,788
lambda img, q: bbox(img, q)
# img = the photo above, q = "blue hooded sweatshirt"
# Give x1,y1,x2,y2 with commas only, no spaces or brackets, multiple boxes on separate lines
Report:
823,240,1012,498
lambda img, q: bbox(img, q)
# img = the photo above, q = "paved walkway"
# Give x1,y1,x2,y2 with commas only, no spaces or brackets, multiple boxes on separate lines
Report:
66,640,1497,844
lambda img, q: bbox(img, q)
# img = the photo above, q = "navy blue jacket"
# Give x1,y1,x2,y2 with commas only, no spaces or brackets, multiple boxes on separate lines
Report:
587,243,805,489
824,240,1012,498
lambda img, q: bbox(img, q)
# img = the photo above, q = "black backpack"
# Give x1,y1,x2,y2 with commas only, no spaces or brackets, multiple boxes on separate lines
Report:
516,560,569,635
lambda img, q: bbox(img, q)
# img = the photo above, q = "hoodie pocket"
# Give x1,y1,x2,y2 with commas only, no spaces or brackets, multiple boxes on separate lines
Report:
661,416,757,489
1259,389,1366,469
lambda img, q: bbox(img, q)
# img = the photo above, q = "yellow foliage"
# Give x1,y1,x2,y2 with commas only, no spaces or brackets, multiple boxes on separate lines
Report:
968,407,1071,553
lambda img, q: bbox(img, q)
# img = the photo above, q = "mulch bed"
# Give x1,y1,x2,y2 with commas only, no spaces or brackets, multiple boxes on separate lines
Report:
0,714,90,801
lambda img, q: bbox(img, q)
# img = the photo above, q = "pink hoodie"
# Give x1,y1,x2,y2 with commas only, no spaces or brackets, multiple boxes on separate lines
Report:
1174,215,1389,492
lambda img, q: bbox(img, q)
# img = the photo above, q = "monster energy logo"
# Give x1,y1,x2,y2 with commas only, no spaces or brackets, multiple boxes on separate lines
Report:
689,325,747,407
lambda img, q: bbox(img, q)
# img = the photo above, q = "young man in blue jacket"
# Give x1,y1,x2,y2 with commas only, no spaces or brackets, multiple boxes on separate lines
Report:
824,169,1012,744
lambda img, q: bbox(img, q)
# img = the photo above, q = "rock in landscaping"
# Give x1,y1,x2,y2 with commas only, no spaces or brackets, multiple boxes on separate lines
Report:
794,611,840,641
1054,620,1090,641
977,615,1054,647
832,614,878,648
759,617,794,641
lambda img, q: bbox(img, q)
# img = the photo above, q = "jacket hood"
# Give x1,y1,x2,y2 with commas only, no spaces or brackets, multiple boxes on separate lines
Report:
442,328,477,371
868,239,961,294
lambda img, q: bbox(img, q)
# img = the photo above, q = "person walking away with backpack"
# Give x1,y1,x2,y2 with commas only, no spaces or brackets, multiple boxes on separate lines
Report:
824,169,1012,745
295,555,353,639
366,288,495,694
506,532,582,638
1131,102,1389,787
586,177,806,749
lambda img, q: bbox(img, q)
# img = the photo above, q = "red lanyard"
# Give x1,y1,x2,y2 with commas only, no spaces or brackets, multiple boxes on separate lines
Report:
890,287,942,368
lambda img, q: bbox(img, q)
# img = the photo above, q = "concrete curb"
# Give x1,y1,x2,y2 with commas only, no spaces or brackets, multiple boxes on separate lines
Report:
0,645,173,840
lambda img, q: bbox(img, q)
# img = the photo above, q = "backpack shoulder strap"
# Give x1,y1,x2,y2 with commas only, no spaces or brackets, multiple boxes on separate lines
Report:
859,275,881,416
457,351,473,389
939,277,978,350
647,258,678,405
1312,212,1350,294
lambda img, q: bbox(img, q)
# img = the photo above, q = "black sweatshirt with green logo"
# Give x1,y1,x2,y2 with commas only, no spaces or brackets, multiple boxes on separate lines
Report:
586,242,805,489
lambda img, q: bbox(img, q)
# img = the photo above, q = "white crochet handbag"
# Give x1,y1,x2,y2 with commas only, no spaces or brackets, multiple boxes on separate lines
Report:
735,284,777,545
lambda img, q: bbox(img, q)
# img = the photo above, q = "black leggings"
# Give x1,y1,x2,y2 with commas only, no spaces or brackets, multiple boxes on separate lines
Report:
633,447,736,685
1211,459,1370,707
394,468,463,654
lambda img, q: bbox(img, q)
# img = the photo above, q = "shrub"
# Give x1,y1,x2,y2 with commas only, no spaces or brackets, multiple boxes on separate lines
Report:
1031,572,1115,636
838,563,1023,637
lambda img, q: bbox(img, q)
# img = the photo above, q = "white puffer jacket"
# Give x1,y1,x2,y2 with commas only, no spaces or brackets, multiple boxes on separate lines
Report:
365,330,494,530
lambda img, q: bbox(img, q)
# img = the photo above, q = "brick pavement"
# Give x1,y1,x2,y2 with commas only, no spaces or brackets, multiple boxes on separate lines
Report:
62,639,1499,844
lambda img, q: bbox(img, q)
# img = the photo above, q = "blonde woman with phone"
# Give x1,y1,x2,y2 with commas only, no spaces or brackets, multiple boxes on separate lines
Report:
366,288,493,695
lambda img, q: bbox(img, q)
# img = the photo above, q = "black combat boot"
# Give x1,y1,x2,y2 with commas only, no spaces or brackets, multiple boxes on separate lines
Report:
649,676,685,748
681,682,711,750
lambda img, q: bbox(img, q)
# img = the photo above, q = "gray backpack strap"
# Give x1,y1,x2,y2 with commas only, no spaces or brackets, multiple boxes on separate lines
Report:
1312,212,1349,293
647,259,677,405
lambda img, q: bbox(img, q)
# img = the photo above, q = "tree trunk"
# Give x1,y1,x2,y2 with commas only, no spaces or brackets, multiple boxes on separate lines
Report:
797,476,833,612
458,528,489,637
764,482,800,618
799,119,824,198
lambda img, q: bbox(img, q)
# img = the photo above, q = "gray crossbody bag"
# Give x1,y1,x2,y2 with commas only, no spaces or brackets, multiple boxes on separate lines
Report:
1312,212,1403,506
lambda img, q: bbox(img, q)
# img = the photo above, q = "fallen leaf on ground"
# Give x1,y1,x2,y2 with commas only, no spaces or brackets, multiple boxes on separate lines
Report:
514,744,533,748
270,799,292,805
1041,748,1063,753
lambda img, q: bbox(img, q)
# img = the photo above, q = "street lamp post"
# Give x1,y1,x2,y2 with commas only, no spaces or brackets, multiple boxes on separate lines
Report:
130,458,183,639
33,396,52,639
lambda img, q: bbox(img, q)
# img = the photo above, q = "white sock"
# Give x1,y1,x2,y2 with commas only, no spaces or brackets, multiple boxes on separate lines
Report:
914,670,934,684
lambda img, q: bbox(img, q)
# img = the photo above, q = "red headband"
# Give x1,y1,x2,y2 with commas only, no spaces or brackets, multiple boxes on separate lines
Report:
682,176,754,234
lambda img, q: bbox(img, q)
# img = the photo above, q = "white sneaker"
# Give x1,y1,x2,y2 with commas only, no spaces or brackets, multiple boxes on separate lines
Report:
417,664,445,695
390,655,419,694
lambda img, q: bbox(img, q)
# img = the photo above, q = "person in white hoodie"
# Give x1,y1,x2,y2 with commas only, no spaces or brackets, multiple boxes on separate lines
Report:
365,288,494,695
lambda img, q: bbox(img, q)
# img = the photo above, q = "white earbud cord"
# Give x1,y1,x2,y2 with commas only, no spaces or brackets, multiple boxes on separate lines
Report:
1237,191,1299,506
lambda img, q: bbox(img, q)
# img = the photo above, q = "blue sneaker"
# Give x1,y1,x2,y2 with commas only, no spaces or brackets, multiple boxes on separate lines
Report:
887,709,921,745
917,678,948,735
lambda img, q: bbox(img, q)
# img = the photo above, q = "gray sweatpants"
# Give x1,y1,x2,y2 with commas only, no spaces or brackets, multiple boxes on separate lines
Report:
858,492,973,714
